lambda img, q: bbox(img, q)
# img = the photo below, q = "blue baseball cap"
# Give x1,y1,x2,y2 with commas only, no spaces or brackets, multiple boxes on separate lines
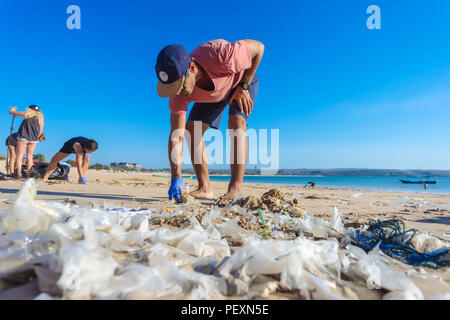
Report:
155,44,191,97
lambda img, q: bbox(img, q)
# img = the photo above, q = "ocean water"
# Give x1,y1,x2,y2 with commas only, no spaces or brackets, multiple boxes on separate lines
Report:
201,176,450,195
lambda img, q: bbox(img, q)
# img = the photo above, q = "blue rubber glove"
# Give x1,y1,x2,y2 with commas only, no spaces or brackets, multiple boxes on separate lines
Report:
80,177,87,184
168,177,184,203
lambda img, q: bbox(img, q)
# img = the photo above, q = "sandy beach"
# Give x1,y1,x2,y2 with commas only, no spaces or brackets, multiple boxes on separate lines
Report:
0,160,449,300
1,162,449,238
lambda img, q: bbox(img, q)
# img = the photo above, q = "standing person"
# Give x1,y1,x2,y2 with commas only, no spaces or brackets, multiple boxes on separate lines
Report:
43,137,98,184
5,132,19,175
8,105,45,179
155,39,264,205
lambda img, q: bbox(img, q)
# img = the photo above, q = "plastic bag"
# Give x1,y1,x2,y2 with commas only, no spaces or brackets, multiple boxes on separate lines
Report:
3,179,62,234
215,218,259,245
411,233,448,253
0,231,34,277
57,240,119,299
344,245,424,299
329,206,345,235
148,226,230,261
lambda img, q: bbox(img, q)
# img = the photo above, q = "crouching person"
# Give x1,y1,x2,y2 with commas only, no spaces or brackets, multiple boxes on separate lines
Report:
43,137,98,184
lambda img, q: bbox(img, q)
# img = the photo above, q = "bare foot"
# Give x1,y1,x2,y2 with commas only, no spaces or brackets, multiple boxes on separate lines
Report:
214,185,243,206
190,187,215,199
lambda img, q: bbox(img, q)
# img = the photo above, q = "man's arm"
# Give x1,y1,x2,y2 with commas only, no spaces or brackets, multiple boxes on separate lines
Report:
168,112,186,179
81,153,90,176
230,39,265,116
241,39,265,85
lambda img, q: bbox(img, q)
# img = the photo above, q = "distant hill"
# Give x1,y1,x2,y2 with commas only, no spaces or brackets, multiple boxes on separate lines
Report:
275,169,450,177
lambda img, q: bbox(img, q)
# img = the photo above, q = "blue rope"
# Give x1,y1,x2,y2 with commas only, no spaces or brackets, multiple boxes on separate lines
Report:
353,219,450,269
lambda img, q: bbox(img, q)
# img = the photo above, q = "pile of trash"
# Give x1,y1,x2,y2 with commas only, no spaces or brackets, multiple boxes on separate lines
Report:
351,220,450,269
0,180,449,300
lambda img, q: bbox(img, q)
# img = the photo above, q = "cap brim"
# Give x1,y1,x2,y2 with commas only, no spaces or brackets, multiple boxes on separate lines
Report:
157,75,185,98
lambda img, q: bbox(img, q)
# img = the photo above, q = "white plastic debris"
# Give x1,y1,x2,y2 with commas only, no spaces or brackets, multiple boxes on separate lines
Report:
57,240,119,299
395,196,428,208
329,206,345,235
3,179,62,234
351,192,363,198
0,231,34,277
216,218,259,245
34,293,54,300
411,233,448,253
344,245,424,299
0,181,447,300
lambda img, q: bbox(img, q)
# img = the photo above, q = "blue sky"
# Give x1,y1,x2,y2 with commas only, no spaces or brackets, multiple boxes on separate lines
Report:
0,0,449,170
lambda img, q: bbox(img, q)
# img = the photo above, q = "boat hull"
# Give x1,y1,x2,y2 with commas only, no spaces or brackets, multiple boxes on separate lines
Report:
399,179,437,185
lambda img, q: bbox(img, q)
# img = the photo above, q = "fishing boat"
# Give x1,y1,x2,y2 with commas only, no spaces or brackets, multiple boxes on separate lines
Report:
399,179,437,184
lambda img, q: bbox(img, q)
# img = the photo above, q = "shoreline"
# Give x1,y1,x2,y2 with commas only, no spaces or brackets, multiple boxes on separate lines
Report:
204,175,450,196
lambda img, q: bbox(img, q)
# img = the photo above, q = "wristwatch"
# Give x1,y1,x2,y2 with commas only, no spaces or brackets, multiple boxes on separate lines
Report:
239,82,250,90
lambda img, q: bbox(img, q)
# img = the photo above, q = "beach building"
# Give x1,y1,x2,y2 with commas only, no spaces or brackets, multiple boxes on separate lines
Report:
110,162,142,169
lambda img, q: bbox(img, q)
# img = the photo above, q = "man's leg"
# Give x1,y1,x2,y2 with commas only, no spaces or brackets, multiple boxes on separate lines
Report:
186,100,228,199
215,75,259,205
215,115,248,205
15,140,27,178
43,152,69,181
186,120,214,199
25,143,37,178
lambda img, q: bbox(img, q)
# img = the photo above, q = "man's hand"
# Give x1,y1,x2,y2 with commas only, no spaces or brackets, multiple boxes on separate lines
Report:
169,177,184,203
230,86,253,117
39,133,46,142
9,106,17,114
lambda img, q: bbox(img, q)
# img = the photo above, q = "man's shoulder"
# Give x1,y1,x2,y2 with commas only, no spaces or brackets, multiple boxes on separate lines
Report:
191,39,231,55
196,39,230,49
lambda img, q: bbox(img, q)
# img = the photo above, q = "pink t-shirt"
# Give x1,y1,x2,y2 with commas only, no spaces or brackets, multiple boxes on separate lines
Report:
168,39,252,115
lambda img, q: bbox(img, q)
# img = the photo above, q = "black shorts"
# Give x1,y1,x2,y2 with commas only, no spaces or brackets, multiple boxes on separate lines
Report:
59,142,75,154
59,137,89,154
5,134,18,147
187,74,259,129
